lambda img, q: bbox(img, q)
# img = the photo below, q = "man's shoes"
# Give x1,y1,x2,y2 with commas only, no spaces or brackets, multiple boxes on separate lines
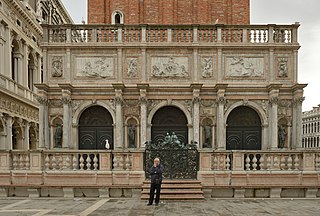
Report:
155,203,159,207
147,203,152,206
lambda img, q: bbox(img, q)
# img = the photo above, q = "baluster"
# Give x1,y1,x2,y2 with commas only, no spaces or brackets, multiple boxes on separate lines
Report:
245,155,251,171
125,154,131,170
25,154,30,170
252,154,258,171
273,155,279,170
253,30,257,43
113,155,118,169
293,154,300,170
12,154,18,170
266,155,271,170
65,155,71,170
212,154,218,170
58,155,63,170
79,154,84,170
287,30,291,43
225,154,231,170
263,30,267,43
44,154,50,170
119,155,124,170
280,155,286,170
86,154,92,170
259,154,264,170
52,155,57,170
219,154,224,170
73,154,78,170
19,154,24,169
287,155,293,170
93,154,98,171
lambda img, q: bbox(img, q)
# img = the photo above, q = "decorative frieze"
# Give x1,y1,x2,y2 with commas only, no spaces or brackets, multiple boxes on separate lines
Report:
226,57,264,78
151,57,188,78
76,57,114,78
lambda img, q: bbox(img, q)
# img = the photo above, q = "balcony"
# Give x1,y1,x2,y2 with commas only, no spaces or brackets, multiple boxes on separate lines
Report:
41,24,299,46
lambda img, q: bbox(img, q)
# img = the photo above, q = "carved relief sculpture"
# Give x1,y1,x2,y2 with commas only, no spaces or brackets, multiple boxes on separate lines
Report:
77,57,114,78
226,57,263,77
278,58,288,78
151,57,188,78
127,58,138,78
52,56,63,77
201,58,213,78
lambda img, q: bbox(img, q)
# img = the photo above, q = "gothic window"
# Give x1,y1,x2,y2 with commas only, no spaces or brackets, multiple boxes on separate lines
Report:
112,11,124,24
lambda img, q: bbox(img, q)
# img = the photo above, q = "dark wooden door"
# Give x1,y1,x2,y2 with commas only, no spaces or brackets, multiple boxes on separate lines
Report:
79,106,113,150
151,106,188,144
226,106,261,150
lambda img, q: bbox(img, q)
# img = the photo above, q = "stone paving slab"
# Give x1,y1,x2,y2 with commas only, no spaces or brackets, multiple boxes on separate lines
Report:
0,198,319,216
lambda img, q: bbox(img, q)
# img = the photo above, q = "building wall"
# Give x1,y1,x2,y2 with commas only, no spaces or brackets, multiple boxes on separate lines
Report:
88,0,250,25
302,105,320,148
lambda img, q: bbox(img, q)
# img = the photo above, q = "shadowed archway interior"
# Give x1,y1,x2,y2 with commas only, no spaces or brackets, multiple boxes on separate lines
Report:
151,106,188,144
78,106,113,149
226,106,262,150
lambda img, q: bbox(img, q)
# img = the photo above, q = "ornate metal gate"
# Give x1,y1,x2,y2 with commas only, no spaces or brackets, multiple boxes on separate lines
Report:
144,133,199,179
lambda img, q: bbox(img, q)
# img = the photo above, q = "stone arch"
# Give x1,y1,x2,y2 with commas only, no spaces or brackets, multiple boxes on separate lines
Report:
147,101,192,142
72,101,116,149
29,123,38,150
78,105,114,150
51,116,63,148
225,101,268,150
111,10,124,24
12,119,23,149
125,116,139,148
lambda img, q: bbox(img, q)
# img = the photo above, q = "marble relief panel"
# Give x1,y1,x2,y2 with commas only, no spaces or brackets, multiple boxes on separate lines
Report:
76,57,114,78
225,57,264,78
201,57,214,78
151,57,189,78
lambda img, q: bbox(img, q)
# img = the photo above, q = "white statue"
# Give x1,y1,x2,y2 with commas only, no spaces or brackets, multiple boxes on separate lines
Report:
105,139,110,149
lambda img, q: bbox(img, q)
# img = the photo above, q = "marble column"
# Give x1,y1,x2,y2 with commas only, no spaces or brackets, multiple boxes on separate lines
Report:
24,121,30,150
138,84,148,148
5,115,13,150
37,96,48,149
269,95,278,150
292,97,304,149
216,96,226,150
62,95,71,149
113,85,124,149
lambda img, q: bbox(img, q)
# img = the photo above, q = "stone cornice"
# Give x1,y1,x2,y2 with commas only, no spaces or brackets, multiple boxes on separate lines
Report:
51,0,73,24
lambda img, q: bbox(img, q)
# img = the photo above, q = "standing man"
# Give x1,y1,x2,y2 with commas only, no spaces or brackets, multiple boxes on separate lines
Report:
147,157,164,206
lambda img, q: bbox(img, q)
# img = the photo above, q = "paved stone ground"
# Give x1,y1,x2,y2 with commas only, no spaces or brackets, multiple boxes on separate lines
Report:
0,198,319,216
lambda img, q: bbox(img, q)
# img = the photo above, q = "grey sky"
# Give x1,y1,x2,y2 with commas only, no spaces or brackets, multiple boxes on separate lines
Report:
61,0,320,111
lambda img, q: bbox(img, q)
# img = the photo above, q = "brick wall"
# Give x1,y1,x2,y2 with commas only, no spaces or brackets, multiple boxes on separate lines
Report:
88,0,250,24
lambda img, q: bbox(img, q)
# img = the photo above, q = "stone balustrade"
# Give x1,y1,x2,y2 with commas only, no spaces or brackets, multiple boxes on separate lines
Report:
0,74,36,103
42,24,299,45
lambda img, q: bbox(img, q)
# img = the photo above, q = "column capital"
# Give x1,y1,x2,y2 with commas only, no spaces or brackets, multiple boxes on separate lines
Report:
36,96,48,105
216,96,226,105
269,96,279,105
293,96,305,107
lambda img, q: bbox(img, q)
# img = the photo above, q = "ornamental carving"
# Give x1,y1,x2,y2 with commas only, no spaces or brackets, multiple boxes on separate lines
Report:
151,57,188,78
201,57,213,78
127,58,138,78
293,97,305,107
277,58,288,78
269,96,279,105
200,100,216,107
76,57,114,78
226,57,263,77
52,56,63,77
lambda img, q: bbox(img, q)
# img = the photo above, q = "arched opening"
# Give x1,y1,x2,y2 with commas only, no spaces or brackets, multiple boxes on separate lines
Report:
28,53,36,91
115,13,121,24
29,125,37,150
52,117,63,148
112,11,124,24
12,121,23,149
226,106,262,150
78,106,113,150
151,106,188,144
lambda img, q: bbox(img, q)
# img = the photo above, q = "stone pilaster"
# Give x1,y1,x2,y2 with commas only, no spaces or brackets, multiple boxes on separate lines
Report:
215,84,227,150
113,84,125,149
4,115,13,150
23,121,30,150
191,84,202,146
269,95,278,149
36,95,48,149
138,84,149,148
61,95,71,149
292,96,304,149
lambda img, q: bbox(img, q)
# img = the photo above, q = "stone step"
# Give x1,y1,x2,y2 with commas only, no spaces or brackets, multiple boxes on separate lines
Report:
141,179,204,200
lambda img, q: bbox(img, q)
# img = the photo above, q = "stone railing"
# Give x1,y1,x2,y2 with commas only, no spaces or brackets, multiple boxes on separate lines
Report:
200,150,320,172
42,24,299,45
0,150,144,172
0,74,36,103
